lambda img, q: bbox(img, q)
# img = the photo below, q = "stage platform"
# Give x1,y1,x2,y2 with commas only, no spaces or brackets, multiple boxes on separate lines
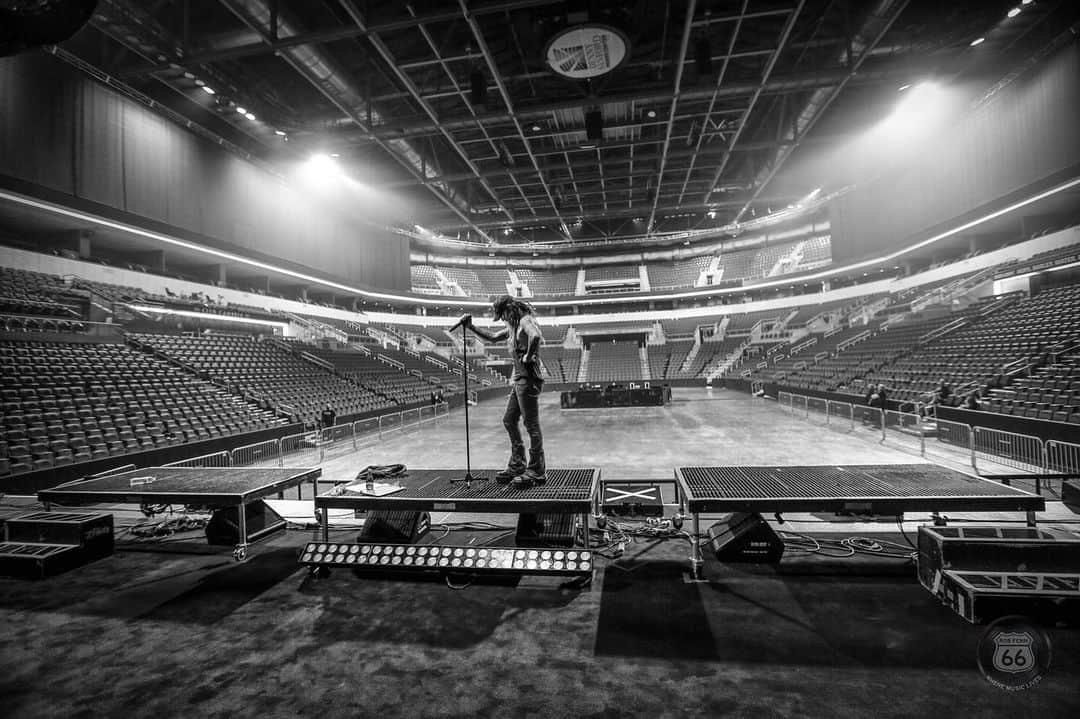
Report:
38,466,323,560
674,464,1046,576
314,468,600,545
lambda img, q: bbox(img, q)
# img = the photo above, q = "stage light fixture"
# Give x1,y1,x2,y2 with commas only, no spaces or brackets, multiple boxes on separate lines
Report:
275,130,287,136
531,124,542,132
646,109,657,119
1007,7,1021,17
970,37,985,47
201,86,215,95
236,107,247,114
245,112,256,121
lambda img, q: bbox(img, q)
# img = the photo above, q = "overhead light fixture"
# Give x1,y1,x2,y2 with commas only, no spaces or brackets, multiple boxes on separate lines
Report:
646,109,657,119
580,143,597,150
245,112,256,121
970,37,985,47
531,124,542,132
898,84,912,92
1021,0,1033,4
194,78,205,86
236,107,247,114
1007,7,1021,17
275,130,287,136
201,86,216,95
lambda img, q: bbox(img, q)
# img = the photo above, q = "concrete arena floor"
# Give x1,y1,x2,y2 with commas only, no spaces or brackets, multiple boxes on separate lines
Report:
1,389,1078,719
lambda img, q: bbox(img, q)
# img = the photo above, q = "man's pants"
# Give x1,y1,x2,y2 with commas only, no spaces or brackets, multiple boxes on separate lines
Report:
503,378,544,473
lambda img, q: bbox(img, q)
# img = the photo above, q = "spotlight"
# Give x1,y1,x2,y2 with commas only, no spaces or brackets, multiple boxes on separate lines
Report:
275,130,287,136
236,107,247,114
1007,7,1021,17
201,85,216,95
245,112,256,121
531,124,542,132
646,109,657,119
970,37,985,47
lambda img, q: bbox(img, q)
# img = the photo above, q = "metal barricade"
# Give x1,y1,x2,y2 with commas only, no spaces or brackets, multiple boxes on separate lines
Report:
379,412,403,438
401,407,421,431
972,427,1046,479
1046,440,1080,475
320,424,356,459
280,431,322,465
778,391,792,413
229,439,283,467
419,405,436,424
162,450,231,468
436,401,449,420
883,409,924,456
826,401,854,432
853,405,884,440
791,394,808,419
807,397,828,419
924,419,974,468
352,417,380,446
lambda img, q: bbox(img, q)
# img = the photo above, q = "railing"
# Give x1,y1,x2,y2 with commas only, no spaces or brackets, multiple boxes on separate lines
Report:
377,354,405,370
226,402,451,468
836,330,871,352
918,318,967,345
776,390,1070,496
162,451,232,468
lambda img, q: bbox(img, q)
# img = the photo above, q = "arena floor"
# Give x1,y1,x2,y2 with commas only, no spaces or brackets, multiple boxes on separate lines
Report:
1,389,1077,719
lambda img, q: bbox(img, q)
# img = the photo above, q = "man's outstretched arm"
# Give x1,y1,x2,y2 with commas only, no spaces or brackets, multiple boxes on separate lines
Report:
460,315,509,343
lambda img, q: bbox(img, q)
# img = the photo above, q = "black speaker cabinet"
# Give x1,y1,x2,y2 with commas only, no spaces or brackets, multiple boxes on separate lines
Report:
359,510,431,544
205,501,285,545
707,512,785,563
516,513,575,548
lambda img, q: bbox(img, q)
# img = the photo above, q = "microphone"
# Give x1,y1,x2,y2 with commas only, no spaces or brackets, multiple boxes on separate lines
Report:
449,314,471,332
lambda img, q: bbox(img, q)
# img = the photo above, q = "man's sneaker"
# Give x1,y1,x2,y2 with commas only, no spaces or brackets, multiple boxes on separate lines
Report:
495,466,525,484
511,469,547,489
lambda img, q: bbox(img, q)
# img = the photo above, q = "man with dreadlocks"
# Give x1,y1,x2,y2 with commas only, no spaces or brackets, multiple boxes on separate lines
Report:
458,295,546,488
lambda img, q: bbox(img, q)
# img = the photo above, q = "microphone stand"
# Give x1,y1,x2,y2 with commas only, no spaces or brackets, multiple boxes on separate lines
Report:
450,322,482,484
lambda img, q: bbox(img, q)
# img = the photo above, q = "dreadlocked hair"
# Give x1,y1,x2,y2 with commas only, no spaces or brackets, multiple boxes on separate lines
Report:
492,295,535,325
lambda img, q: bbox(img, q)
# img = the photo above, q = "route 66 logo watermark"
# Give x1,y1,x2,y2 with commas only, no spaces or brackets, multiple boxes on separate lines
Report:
977,616,1052,691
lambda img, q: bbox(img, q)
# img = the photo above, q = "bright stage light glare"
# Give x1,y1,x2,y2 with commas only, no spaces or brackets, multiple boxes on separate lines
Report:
275,130,287,136
970,37,985,47
201,85,216,95
245,112,256,121
236,107,247,114
1007,7,1021,17
878,82,950,141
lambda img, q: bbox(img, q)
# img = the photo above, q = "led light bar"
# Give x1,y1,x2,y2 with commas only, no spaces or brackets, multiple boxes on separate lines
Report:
299,542,593,576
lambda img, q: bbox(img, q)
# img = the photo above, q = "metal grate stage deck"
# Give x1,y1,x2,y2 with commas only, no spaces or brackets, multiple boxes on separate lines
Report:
675,464,1045,514
38,467,323,506
316,468,600,514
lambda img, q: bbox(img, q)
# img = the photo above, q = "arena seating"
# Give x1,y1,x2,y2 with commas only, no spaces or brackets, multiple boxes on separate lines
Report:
410,265,441,293
0,338,284,476
586,340,642,382
513,268,577,296
864,286,1080,417
584,265,639,282
647,341,694,380
647,256,713,290
300,344,440,407
540,345,581,382
132,333,385,424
